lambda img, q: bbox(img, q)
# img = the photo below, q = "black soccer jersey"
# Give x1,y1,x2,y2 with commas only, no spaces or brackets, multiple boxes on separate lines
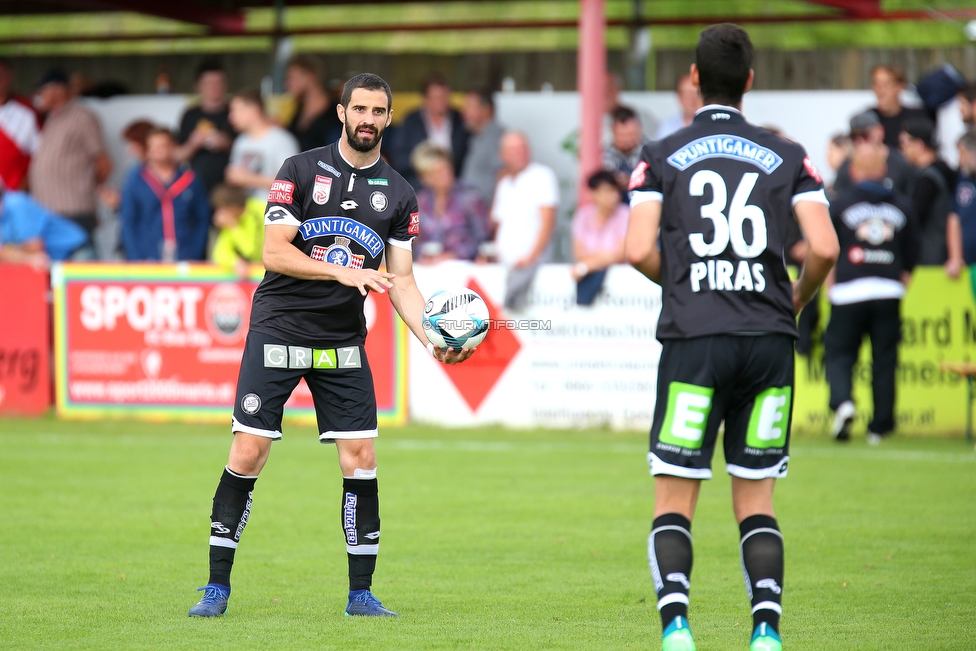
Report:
249,142,419,347
630,106,827,340
830,182,918,287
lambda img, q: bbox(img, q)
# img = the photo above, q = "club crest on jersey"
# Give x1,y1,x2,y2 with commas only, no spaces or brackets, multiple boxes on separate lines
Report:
300,216,384,256
667,134,783,174
370,191,388,212
311,237,364,269
312,175,332,205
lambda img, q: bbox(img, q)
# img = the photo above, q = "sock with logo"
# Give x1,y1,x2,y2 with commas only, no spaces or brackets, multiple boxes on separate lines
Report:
207,466,257,588
649,513,693,630
342,474,380,591
739,514,784,634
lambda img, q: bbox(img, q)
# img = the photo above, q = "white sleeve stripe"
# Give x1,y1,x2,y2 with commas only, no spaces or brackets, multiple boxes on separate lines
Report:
630,190,663,207
264,206,301,226
792,189,830,207
387,238,414,250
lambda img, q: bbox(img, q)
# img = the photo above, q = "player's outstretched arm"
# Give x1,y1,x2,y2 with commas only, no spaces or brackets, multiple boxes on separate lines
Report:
793,200,840,312
625,199,663,283
262,223,394,293
385,245,474,365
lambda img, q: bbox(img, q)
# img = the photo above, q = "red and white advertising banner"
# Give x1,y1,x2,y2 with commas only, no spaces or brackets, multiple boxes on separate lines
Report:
410,262,663,430
53,264,407,425
0,264,51,415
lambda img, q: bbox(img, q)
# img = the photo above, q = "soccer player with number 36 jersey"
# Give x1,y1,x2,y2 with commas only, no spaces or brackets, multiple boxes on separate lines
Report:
188,73,474,620
626,25,840,651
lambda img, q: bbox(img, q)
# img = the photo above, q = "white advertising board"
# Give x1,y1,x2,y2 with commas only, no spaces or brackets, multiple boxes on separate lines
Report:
410,263,662,430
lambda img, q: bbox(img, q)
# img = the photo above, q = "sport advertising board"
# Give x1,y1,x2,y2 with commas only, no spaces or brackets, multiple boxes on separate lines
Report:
0,264,51,415
52,264,407,426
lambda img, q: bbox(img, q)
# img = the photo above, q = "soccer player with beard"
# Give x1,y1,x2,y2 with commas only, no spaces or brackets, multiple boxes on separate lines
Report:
188,73,474,619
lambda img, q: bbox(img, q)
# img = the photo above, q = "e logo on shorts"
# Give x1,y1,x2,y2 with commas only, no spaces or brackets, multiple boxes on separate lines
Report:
660,382,714,449
746,387,791,449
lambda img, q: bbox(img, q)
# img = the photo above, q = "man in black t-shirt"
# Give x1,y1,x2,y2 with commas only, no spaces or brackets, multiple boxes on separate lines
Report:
899,116,953,265
626,24,839,651
187,73,474,620
176,61,235,196
825,144,918,445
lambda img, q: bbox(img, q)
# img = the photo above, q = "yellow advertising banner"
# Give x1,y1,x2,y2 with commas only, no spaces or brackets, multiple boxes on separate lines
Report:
793,267,975,437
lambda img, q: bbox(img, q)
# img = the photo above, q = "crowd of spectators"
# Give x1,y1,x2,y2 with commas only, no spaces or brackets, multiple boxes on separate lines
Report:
3,56,976,318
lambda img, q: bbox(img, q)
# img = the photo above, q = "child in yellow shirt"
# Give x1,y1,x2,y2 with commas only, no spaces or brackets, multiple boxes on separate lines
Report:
209,184,264,277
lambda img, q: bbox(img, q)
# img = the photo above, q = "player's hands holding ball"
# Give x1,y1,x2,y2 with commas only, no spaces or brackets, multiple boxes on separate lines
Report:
423,288,489,365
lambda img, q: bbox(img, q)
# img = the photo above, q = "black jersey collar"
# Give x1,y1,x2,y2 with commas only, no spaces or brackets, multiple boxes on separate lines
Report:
694,104,745,124
334,141,382,172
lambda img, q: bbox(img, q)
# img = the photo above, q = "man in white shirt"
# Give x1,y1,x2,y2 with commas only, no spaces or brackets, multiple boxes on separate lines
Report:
656,73,702,140
226,89,300,200
491,131,558,310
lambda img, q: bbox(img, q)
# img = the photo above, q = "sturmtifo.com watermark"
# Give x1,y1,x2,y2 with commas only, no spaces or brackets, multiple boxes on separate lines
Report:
425,319,552,331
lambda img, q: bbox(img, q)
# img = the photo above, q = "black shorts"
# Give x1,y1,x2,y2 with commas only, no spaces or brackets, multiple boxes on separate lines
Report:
232,330,377,443
649,334,794,480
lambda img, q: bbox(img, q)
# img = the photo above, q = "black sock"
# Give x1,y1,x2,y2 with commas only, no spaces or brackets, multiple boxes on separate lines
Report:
739,514,784,634
649,513,693,630
207,467,257,588
342,477,380,592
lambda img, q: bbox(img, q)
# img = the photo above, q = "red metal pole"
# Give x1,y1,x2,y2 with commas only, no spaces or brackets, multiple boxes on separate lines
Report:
578,0,606,205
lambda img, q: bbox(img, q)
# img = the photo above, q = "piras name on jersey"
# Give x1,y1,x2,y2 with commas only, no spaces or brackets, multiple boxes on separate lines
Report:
630,106,826,340
685,170,768,294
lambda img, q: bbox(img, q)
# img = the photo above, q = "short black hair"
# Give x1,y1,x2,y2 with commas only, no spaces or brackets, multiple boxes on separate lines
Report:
695,23,753,106
341,73,392,110
421,72,450,95
587,169,618,190
960,83,976,103
231,88,265,114
610,105,638,125
466,87,495,113
195,58,225,82
901,115,937,150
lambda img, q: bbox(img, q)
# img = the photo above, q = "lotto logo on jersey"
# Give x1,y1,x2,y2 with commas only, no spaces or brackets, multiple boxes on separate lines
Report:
628,161,648,191
312,175,332,205
408,212,420,235
268,180,294,204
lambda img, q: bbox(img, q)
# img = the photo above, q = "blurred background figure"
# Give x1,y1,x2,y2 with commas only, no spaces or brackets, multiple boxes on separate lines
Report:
176,60,235,199
460,88,504,203
656,73,701,139
391,73,468,190
945,130,976,291
209,183,264,277
0,181,89,267
825,133,853,197
121,119,156,165
491,131,558,310
958,83,976,129
226,88,299,201
899,116,953,265
825,143,917,445
411,141,489,264
870,64,929,149
834,110,915,196
0,59,39,192
119,128,209,262
285,54,342,151
29,68,111,246
570,170,628,305
603,105,650,197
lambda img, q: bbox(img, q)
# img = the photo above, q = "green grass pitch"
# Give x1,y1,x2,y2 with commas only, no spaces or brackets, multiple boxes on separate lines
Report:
1,417,974,650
